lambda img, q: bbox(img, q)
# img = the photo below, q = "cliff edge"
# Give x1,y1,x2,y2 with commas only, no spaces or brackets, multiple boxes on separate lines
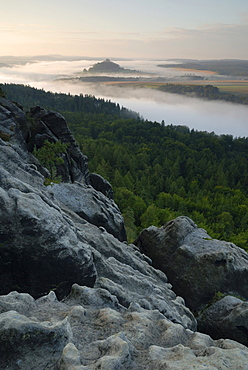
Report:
0,96,248,369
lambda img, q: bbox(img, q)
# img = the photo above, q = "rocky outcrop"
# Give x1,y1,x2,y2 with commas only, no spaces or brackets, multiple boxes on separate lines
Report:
27,106,89,183
0,309,72,369
134,216,248,347
49,182,126,241
89,172,114,199
0,141,96,299
197,296,248,346
0,289,248,369
1,97,248,368
134,216,248,312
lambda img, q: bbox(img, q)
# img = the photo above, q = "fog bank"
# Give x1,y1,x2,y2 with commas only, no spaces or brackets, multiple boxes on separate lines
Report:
0,59,247,138
103,89,248,138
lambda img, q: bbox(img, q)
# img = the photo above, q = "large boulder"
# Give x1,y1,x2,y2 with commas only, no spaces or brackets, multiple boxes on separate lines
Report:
89,172,114,199
134,216,248,312
0,96,29,147
78,222,196,330
197,295,248,346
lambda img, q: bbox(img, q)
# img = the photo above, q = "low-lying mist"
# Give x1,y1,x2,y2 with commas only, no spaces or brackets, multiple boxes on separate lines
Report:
0,59,247,138
100,87,248,138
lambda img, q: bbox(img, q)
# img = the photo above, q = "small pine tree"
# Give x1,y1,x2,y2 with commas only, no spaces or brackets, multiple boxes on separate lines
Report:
33,140,69,182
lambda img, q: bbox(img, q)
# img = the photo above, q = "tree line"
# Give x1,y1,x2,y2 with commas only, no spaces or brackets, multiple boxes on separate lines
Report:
158,84,248,105
1,84,248,250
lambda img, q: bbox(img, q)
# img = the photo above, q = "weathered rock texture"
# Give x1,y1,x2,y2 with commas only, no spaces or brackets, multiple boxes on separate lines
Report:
134,216,248,312
88,172,114,199
0,97,248,368
27,106,89,183
197,295,248,346
0,289,247,369
50,182,126,241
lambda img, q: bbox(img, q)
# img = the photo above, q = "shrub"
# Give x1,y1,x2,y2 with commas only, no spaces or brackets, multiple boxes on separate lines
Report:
33,140,69,183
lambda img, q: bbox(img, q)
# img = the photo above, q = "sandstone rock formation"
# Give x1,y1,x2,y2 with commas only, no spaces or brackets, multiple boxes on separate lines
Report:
27,105,89,183
134,216,248,346
0,96,248,368
0,288,248,369
50,182,126,241
88,172,114,199
134,216,248,311
197,295,248,346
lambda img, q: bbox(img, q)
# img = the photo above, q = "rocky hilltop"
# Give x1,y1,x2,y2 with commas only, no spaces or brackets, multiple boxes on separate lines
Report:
0,95,248,369
84,59,140,74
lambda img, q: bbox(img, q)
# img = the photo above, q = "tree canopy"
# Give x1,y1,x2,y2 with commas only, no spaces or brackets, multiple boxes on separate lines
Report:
2,83,248,250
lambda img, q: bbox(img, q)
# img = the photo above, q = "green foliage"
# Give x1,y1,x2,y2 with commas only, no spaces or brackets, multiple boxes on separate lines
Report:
122,207,137,244
212,291,227,302
33,140,69,183
158,83,248,105
2,83,248,249
76,125,248,246
1,83,139,119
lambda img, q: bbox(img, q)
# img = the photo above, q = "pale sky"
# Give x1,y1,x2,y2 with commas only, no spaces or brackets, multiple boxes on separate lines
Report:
1,0,248,59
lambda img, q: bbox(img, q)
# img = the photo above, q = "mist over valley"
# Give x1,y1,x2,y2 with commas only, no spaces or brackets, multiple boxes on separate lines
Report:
0,57,247,137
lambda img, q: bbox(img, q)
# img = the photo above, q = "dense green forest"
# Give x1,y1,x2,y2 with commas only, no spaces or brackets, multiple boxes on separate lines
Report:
158,84,248,105
1,83,139,119
1,83,248,251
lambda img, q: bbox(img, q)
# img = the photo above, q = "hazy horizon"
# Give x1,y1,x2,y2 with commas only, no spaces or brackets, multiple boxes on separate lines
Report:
1,0,248,60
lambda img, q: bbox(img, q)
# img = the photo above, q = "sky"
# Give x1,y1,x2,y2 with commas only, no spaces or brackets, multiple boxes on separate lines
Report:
1,0,248,59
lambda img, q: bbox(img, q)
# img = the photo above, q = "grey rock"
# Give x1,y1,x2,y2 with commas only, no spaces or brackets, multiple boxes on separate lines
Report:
58,342,83,370
147,343,248,370
0,147,96,299
0,185,96,299
198,295,248,346
28,106,89,183
0,289,247,369
134,216,248,312
0,310,72,369
63,284,123,311
76,221,196,330
1,97,248,368
0,291,36,316
0,142,45,190
50,182,126,242
0,96,29,147
89,172,114,199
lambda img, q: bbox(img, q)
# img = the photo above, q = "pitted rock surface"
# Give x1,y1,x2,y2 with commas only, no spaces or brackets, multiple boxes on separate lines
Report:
0,289,247,369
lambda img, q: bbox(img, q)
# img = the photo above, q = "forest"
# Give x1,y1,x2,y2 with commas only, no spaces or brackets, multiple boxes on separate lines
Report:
1,83,248,251
158,83,248,105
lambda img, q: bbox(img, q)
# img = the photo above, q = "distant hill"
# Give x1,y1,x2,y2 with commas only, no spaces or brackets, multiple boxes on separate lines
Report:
0,62,10,68
84,59,140,74
158,59,248,77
